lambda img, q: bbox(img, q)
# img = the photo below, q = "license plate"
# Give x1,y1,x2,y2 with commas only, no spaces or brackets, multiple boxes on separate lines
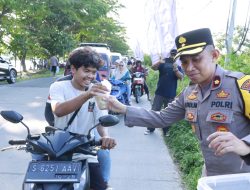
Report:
24,161,82,183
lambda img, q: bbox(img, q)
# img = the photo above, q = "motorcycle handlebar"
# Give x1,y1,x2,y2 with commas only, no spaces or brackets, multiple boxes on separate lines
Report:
92,140,102,146
9,139,27,145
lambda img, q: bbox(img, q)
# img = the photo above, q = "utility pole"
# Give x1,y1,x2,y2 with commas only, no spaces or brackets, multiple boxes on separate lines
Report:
225,0,237,66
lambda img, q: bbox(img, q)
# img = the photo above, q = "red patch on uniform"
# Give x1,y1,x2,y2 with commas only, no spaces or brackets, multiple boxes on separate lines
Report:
241,79,250,91
216,90,230,98
211,112,227,122
212,76,221,88
216,126,229,132
48,95,51,100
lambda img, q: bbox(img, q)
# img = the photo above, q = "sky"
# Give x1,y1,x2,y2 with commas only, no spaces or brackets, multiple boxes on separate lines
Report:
118,0,250,54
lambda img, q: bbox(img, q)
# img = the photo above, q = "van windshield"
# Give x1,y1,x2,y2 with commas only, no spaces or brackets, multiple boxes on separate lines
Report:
111,56,120,64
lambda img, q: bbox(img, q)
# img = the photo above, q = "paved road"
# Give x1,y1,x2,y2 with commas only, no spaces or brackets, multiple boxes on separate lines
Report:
0,77,185,190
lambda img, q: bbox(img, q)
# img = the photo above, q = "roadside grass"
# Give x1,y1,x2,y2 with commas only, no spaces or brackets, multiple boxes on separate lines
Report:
16,69,64,82
165,121,204,190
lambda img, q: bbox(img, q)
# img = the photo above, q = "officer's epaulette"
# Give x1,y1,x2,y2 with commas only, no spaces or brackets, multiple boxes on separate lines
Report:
236,74,250,119
225,70,245,79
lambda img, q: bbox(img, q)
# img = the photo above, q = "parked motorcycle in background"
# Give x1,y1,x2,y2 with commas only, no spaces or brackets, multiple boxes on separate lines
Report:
131,72,145,103
0,110,119,190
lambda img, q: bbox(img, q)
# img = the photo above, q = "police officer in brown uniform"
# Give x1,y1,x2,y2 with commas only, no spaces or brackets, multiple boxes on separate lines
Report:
104,28,250,176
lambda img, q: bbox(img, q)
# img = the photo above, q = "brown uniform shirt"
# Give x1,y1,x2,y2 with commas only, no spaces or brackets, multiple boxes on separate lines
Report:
125,65,250,176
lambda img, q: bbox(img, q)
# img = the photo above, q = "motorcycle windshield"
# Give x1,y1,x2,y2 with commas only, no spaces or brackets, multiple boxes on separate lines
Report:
36,131,89,157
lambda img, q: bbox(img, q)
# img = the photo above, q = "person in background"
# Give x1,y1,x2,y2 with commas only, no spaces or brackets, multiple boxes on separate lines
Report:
132,59,151,101
105,28,250,176
50,55,59,76
144,49,184,135
110,59,119,79
111,59,132,105
127,59,133,74
49,46,116,190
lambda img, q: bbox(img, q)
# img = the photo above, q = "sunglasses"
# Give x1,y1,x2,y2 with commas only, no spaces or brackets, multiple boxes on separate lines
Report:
118,65,124,67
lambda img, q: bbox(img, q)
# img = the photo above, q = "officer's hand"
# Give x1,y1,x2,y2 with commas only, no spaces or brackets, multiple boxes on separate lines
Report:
207,132,250,156
103,95,127,114
100,137,116,149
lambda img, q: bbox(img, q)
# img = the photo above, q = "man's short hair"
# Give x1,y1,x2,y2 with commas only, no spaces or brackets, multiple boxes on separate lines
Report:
68,47,102,70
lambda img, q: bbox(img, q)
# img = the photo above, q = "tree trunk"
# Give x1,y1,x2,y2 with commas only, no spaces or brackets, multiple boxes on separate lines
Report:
19,51,27,72
21,57,26,72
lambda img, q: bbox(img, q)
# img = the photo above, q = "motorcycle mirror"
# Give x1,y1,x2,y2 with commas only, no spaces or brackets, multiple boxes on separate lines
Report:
99,115,119,127
0,110,31,137
0,110,23,123
87,115,119,139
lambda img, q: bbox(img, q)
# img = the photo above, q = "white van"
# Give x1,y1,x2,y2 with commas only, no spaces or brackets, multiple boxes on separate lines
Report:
110,52,122,65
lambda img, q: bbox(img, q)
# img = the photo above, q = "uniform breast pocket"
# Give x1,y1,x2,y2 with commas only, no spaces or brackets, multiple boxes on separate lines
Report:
206,110,234,132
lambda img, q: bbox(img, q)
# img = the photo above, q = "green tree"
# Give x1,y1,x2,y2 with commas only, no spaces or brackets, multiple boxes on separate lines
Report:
0,0,130,71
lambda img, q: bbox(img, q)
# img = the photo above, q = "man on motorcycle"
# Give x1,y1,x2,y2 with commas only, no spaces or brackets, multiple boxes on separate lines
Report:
131,59,151,101
49,46,116,190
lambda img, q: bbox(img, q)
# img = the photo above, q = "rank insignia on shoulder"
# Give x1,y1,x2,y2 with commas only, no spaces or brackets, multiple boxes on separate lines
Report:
211,112,227,122
216,125,229,132
216,90,230,98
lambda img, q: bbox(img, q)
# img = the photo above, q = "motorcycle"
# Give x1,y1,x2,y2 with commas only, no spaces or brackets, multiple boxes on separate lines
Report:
0,110,119,190
131,72,145,103
109,79,130,106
